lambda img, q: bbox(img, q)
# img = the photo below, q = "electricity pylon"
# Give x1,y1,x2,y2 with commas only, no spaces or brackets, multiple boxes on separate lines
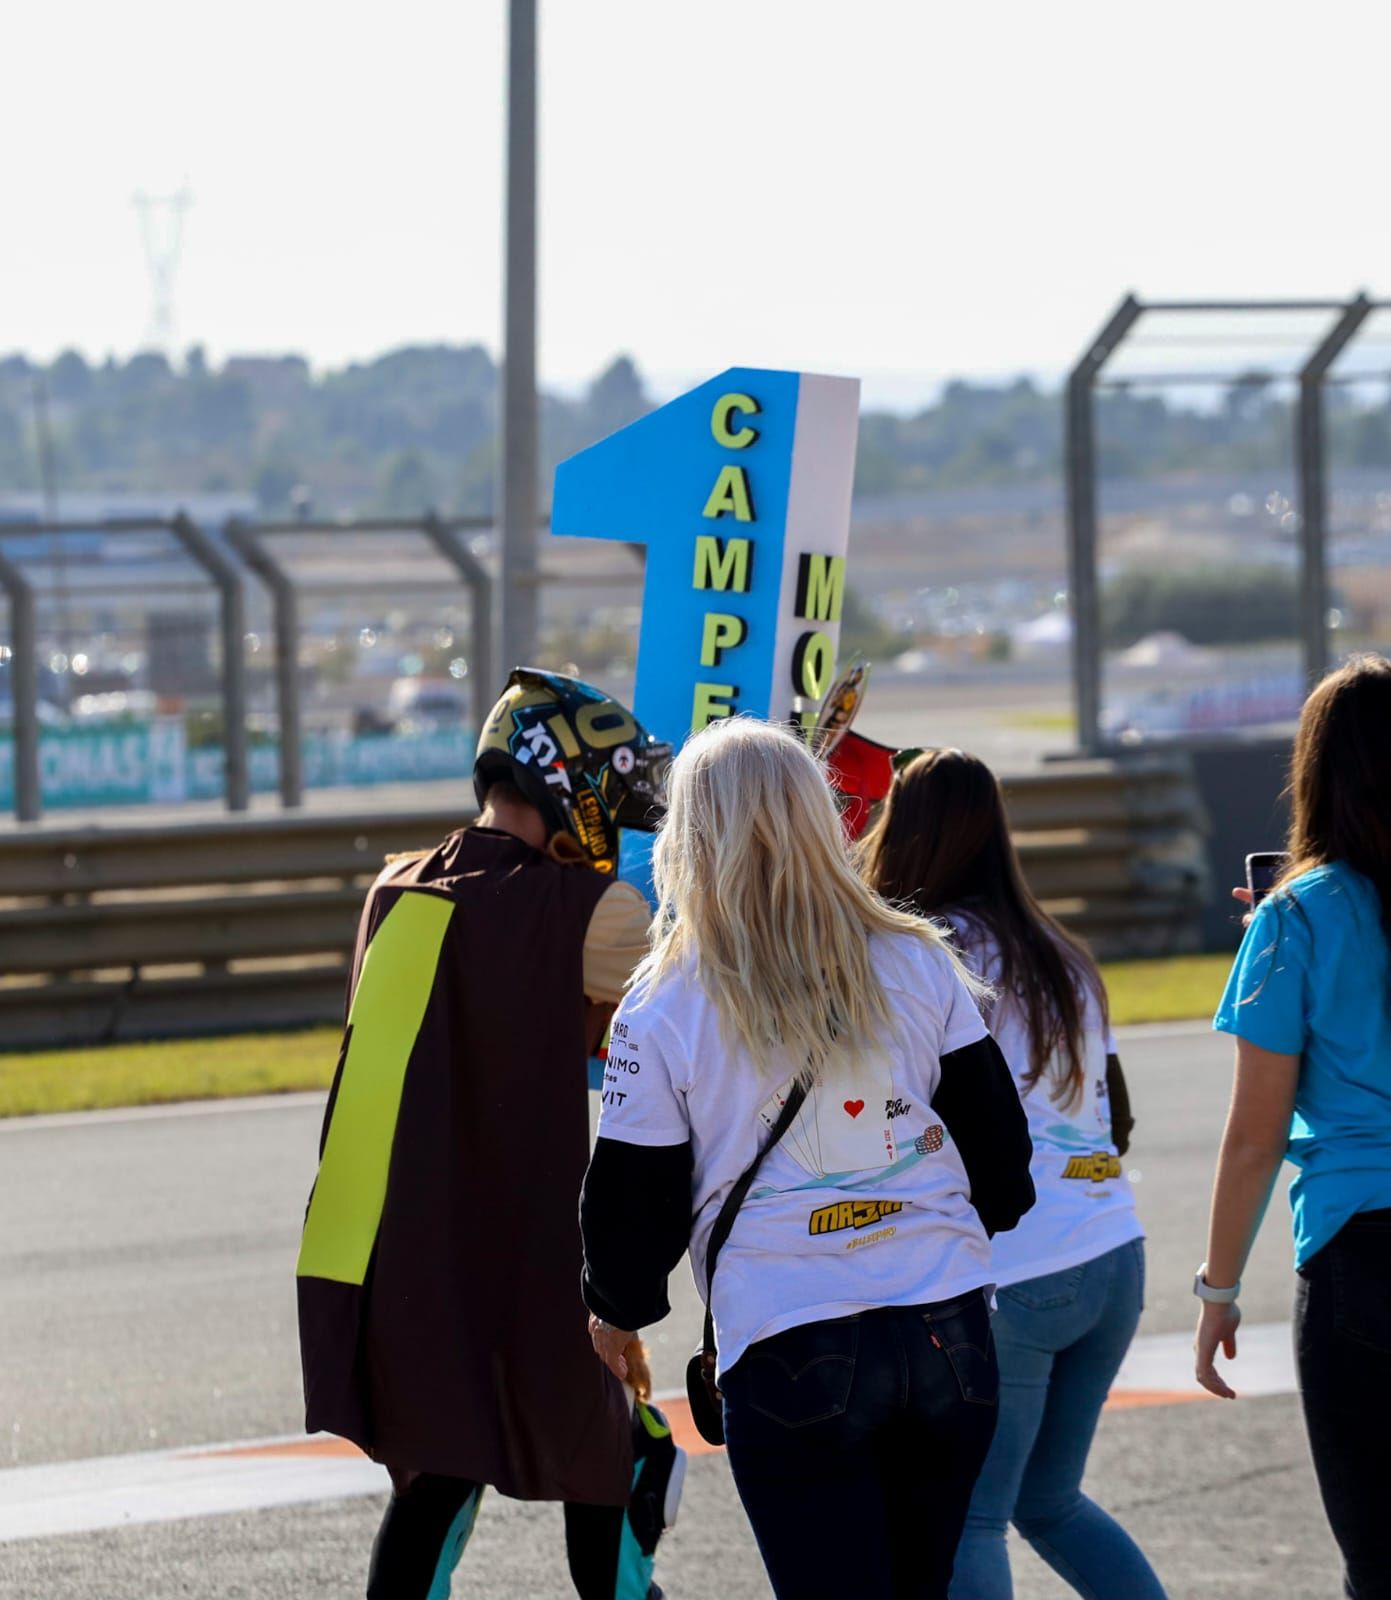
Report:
133,187,193,355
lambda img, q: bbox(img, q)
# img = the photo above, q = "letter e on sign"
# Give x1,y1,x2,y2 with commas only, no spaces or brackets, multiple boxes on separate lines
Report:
692,682,738,730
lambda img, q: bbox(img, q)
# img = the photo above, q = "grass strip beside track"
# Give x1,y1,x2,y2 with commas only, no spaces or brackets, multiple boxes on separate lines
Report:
0,952,1234,1118
1101,952,1230,1030
0,1028,341,1119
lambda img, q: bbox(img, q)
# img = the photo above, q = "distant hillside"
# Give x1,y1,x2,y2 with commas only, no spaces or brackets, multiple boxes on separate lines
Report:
3,345,1391,518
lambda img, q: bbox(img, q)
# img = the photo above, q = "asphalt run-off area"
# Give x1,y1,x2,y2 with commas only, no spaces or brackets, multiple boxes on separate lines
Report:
0,1022,1343,1598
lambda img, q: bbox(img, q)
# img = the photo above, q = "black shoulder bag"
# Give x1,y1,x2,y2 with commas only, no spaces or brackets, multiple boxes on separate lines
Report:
685,1077,808,1446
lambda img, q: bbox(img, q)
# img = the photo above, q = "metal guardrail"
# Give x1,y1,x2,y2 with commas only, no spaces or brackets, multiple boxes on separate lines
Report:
0,807,465,895
0,756,1208,1049
0,806,464,1049
1007,755,1209,951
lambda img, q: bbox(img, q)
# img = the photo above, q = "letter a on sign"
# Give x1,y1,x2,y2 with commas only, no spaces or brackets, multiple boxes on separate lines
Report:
551,368,860,754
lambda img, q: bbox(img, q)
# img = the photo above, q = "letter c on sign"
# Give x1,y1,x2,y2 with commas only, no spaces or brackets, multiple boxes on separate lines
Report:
711,393,760,450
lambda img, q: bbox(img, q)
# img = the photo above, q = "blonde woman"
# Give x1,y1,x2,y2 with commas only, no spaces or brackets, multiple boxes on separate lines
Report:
580,718,1034,1600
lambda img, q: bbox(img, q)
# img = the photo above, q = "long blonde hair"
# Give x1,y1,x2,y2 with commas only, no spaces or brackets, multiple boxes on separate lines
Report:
633,717,979,1077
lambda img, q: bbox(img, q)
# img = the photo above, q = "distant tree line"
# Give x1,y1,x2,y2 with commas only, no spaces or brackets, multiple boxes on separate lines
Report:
855,374,1391,493
0,345,651,518
3,346,1391,518
1102,566,1300,648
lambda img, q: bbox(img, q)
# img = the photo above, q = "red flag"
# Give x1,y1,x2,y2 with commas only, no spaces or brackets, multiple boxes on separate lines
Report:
825,729,897,841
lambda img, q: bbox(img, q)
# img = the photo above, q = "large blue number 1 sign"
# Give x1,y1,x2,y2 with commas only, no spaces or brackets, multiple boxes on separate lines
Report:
551,367,860,753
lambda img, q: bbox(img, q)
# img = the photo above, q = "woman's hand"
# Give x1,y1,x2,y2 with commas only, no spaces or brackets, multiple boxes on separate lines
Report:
1194,1300,1242,1399
1232,885,1254,927
588,1314,636,1383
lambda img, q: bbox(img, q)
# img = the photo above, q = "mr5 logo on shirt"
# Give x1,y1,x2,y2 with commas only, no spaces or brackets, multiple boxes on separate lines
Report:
808,1199,904,1235
1062,1152,1122,1182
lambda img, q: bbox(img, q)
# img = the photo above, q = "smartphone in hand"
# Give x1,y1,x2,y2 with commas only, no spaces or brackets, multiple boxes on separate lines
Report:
1245,851,1289,907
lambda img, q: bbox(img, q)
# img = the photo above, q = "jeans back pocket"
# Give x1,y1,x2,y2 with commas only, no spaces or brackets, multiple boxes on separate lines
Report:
1000,1261,1087,1313
924,1297,999,1408
742,1316,860,1428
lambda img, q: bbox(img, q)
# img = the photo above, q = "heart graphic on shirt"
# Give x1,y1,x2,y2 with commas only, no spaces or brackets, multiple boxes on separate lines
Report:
843,1099,865,1119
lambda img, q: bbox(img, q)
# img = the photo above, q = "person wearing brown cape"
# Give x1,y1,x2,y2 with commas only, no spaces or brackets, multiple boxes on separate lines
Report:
296,669,683,1599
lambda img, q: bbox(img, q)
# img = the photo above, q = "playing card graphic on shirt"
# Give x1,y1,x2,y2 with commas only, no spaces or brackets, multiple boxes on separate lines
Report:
816,1050,898,1173
596,933,997,1379
760,1053,897,1178
757,1079,821,1177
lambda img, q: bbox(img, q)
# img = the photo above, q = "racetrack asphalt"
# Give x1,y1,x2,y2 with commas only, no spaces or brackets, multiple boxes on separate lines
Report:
0,1024,1345,1598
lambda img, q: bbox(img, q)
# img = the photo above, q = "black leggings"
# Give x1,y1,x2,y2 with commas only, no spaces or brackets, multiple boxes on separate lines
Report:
1295,1207,1391,1600
366,1473,634,1599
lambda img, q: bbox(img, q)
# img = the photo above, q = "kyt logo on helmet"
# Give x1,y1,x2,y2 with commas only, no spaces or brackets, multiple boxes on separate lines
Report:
474,668,672,874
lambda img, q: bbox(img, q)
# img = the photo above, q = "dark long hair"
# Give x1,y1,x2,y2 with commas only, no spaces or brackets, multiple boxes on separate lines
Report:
1279,654,1391,936
858,748,1105,1107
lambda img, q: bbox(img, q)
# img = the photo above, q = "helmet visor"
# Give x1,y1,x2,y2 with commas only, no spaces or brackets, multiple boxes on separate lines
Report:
612,739,672,833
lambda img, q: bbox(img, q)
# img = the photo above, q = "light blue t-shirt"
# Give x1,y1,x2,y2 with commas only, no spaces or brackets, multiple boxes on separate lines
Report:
1214,861,1391,1267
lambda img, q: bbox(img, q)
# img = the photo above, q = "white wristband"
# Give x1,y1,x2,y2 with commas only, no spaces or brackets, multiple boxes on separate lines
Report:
1193,1265,1240,1304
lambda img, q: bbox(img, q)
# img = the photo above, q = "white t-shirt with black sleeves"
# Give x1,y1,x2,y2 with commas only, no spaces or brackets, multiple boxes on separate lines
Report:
596,929,997,1377
949,917,1143,1288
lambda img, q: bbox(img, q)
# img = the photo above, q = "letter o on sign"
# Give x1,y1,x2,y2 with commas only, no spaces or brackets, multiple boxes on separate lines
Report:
792,631,834,700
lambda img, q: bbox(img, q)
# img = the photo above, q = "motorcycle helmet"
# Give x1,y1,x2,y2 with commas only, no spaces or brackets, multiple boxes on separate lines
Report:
474,668,671,873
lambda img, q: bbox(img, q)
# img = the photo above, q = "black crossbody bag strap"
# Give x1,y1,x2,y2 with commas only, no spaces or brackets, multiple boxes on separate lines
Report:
700,1076,809,1365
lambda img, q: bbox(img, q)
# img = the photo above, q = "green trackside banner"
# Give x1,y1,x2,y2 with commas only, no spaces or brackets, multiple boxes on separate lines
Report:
0,720,477,809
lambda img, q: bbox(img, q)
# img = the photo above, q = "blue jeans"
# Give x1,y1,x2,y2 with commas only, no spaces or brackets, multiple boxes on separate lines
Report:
721,1293,999,1599
950,1239,1166,1600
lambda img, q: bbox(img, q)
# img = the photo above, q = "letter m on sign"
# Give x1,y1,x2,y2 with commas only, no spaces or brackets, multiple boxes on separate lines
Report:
796,553,845,622
693,535,752,594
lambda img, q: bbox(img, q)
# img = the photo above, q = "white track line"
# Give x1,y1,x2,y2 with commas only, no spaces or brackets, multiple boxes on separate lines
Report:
0,1325,1296,1545
0,1436,384,1543
1114,1318,1294,1398
0,1090,327,1134
1114,1018,1216,1042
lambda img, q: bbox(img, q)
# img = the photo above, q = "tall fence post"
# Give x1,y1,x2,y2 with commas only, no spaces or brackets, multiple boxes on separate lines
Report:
171,513,249,811
1064,294,1143,754
424,513,496,733
224,521,303,808
0,550,41,821
1296,292,1371,690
